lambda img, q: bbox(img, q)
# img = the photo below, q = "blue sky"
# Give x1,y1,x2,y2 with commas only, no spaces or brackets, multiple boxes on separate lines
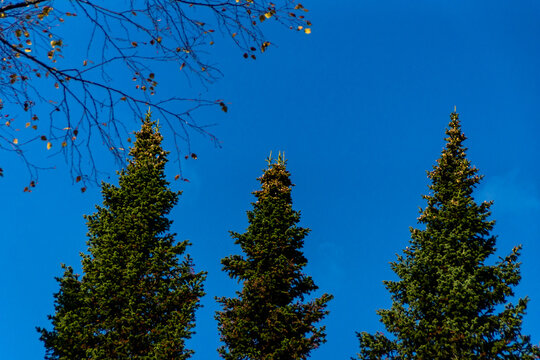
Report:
1,0,540,358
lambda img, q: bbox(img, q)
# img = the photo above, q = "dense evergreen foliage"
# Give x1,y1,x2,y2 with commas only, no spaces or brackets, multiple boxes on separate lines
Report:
216,153,333,360
38,113,205,359
357,112,540,359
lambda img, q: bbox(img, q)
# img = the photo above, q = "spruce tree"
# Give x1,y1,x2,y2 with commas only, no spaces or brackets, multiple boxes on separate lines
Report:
357,112,540,359
38,113,206,359
216,153,333,360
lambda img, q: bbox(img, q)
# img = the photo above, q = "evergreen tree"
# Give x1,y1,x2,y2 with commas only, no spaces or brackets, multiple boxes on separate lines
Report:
216,153,333,360
38,113,206,359
357,112,540,359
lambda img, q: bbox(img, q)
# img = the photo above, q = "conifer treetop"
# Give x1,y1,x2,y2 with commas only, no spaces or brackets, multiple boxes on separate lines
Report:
356,111,540,359
217,155,332,360
38,112,205,359
265,150,287,166
427,111,481,199
128,111,168,169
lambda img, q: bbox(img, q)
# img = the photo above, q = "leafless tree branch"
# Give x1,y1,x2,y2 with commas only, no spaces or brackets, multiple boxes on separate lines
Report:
0,0,311,189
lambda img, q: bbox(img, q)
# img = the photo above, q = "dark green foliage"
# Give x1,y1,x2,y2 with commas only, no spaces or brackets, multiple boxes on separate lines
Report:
216,153,333,360
357,112,540,359
38,113,206,359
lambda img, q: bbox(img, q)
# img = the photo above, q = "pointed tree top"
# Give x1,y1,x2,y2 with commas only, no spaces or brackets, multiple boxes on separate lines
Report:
145,108,152,121
257,151,292,202
265,150,287,167
426,111,480,202
277,151,286,166
445,110,466,148
127,111,167,170
265,150,273,165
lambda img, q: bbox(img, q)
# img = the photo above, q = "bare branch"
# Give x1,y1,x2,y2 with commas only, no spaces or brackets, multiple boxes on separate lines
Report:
0,0,47,13
0,0,311,187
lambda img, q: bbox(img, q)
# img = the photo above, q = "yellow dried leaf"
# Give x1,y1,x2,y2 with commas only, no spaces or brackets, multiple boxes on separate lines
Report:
47,142,52,150
261,41,270,52
304,28,311,34
13,138,18,144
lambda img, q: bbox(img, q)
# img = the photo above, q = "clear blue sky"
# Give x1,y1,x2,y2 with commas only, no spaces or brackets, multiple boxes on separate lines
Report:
1,1,539,358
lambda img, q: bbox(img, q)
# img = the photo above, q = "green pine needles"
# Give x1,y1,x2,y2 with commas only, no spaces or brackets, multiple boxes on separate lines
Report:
216,152,333,360
37,111,538,359
357,112,540,359
38,113,206,359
